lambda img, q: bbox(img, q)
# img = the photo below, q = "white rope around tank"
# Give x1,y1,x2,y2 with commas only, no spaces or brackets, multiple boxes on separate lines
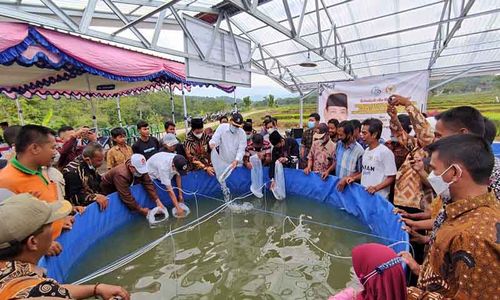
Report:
72,183,267,284
73,182,413,284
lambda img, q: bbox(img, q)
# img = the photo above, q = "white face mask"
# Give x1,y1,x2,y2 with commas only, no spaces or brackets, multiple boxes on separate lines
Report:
194,132,203,139
427,164,461,200
267,128,276,134
52,151,61,164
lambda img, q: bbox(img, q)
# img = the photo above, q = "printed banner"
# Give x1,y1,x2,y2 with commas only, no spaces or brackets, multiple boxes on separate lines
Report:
318,71,430,139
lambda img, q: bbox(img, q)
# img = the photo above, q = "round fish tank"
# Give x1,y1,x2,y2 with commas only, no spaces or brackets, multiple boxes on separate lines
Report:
40,168,408,299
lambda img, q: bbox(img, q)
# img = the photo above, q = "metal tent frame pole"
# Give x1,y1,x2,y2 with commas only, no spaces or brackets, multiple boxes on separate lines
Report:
90,98,97,131
299,89,316,128
15,98,24,125
169,85,175,123
233,90,237,113
181,83,188,133
116,96,123,127
85,74,97,131
299,96,304,128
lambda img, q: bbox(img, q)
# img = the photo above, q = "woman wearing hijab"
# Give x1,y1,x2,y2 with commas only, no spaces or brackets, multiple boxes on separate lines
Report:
329,243,407,300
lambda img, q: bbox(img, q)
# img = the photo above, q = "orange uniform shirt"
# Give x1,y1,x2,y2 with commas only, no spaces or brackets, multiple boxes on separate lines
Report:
0,159,63,239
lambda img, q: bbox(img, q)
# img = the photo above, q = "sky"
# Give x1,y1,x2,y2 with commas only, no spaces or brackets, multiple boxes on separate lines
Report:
188,73,297,100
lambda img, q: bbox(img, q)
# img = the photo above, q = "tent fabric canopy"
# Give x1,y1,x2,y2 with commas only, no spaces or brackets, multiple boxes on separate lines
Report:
0,22,235,99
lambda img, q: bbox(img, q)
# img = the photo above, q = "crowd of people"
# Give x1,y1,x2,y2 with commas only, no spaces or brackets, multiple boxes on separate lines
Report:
0,93,498,299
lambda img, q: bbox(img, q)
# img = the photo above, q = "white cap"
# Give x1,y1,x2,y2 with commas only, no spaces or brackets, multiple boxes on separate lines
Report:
130,154,148,174
162,133,179,147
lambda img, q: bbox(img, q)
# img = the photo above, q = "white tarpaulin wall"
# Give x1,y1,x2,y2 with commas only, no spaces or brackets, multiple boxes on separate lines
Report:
318,71,429,140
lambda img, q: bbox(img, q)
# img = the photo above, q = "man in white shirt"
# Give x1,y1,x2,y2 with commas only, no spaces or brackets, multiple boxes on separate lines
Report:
146,152,188,216
360,118,397,199
209,112,247,170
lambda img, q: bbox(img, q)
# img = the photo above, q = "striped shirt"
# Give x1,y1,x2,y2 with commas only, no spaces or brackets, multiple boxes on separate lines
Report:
335,141,364,178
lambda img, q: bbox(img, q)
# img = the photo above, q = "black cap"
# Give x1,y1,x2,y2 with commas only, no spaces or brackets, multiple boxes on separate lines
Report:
252,134,264,147
231,113,244,127
242,122,253,132
269,131,282,146
191,118,203,130
173,155,188,176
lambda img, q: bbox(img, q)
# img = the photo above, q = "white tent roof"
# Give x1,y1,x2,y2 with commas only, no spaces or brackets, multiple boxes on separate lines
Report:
0,0,498,93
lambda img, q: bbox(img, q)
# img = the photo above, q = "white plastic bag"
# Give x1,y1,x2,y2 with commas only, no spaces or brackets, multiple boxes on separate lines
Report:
271,160,286,200
172,202,191,218
147,206,169,225
211,148,233,183
249,154,263,198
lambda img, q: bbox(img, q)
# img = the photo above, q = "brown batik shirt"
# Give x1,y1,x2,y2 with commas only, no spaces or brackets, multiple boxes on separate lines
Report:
106,144,133,170
0,261,71,299
407,192,500,299
391,105,435,209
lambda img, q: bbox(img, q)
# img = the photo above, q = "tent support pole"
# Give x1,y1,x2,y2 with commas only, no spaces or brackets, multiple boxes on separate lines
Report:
90,98,97,131
233,90,237,112
299,89,316,128
181,83,189,133
84,74,97,131
116,96,123,127
15,98,25,125
299,96,304,128
169,85,175,123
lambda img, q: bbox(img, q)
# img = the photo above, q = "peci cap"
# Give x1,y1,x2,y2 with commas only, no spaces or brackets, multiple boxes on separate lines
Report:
131,153,148,174
191,118,204,130
162,133,179,147
0,194,72,249
269,131,283,146
252,134,264,148
242,122,253,132
173,155,188,176
231,113,244,128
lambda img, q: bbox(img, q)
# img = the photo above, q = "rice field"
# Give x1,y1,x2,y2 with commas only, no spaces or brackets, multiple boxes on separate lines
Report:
244,91,500,137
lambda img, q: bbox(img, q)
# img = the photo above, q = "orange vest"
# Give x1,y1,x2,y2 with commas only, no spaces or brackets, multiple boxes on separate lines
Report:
0,162,63,239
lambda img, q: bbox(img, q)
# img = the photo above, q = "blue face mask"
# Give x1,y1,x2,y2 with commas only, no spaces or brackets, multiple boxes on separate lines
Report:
307,121,316,129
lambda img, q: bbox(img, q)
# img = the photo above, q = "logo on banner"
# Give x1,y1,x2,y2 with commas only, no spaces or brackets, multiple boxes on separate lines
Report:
385,84,397,94
371,86,382,96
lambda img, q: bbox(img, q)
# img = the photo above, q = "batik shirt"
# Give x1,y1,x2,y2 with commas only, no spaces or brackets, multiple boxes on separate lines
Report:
244,140,272,166
407,192,500,300
184,131,212,171
0,261,71,299
391,105,435,209
490,157,500,200
384,140,409,170
106,145,133,170
308,139,336,173
62,155,102,207
301,128,315,151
